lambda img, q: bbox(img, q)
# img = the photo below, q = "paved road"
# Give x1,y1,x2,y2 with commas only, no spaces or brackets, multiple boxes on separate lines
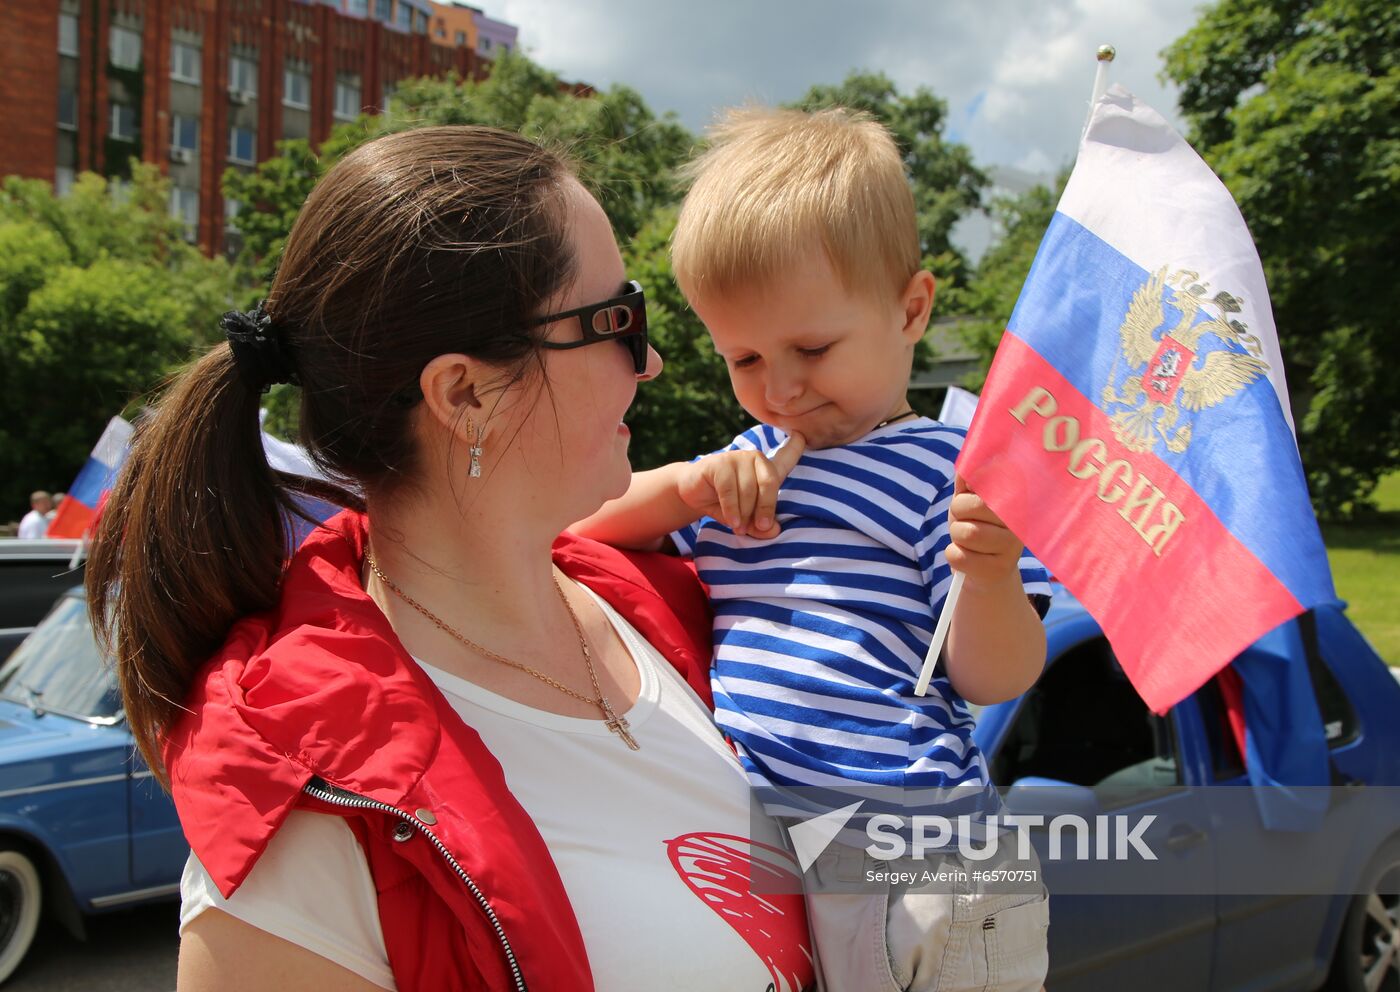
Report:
6,903,178,992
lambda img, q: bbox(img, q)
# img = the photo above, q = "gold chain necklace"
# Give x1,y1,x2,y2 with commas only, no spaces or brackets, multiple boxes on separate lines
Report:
365,551,640,750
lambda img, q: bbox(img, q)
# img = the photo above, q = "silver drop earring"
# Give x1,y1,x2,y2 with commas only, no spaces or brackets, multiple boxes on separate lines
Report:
468,420,483,478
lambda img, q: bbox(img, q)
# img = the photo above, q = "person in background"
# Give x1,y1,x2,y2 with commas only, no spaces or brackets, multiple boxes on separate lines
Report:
18,491,52,540
46,492,65,523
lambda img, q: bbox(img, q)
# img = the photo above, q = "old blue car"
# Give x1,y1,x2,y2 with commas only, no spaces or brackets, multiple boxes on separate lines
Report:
0,588,186,983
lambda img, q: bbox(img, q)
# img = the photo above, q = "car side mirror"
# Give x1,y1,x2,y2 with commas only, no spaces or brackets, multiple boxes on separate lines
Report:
1003,776,1101,820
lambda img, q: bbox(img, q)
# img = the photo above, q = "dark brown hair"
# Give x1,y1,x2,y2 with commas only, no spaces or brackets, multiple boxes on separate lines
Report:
87,126,578,782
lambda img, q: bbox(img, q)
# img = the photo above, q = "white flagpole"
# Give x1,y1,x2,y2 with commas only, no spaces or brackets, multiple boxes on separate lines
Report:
914,571,963,696
1082,44,1116,138
915,44,1115,699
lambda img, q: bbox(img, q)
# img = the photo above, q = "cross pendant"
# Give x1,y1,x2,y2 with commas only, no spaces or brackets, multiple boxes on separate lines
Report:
602,703,640,750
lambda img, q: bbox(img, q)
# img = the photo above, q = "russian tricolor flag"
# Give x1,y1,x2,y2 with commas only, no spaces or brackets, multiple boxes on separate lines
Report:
46,416,133,539
959,87,1336,716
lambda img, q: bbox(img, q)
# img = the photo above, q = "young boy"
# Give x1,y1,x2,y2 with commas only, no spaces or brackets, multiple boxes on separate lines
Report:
573,107,1051,992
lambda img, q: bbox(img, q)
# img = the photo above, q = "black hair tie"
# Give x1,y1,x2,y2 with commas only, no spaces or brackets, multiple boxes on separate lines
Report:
221,300,300,393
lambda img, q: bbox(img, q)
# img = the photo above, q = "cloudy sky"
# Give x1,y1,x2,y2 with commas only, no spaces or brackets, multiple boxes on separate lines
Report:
489,0,1204,182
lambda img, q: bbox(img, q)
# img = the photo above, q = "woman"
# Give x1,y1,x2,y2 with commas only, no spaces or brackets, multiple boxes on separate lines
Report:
88,126,816,992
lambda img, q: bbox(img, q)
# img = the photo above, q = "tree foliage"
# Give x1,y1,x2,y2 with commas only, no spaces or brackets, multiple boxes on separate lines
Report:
1163,0,1400,516
621,208,748,468
956,179,1061,391
0,167,235,516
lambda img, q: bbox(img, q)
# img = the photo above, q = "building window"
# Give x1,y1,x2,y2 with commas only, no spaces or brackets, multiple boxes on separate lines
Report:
109,177,130,204
172,41,201,84
347,0,369,15
58,88,78,130
55,167,76,197
58,13,79,57
224,197,242,234
454,30,466,45
283,64,311,109
229,55,258,96
228,125,256,164
109,102,137,141
169,186,199,242
375,0,392,20
414,10,429,34
110,25,142,69
434,24,445,39
395,2,412,30
500,42,510,53
171,114,199,151
334,75,362,121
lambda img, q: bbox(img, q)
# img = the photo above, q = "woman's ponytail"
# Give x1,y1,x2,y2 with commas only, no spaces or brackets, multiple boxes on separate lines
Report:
87,343,291,784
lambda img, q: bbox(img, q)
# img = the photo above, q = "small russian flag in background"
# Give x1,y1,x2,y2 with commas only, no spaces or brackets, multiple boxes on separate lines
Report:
46,416,133,539
959,86,1336,717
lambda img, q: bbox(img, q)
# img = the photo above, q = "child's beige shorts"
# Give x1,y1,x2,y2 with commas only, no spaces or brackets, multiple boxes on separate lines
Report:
802,840,1050,992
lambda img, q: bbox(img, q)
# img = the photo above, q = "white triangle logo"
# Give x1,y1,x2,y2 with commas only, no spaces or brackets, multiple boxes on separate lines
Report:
787,801,865,873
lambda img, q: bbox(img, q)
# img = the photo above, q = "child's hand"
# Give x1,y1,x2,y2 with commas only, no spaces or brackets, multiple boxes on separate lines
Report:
946,473,1024,587
677,433,807,539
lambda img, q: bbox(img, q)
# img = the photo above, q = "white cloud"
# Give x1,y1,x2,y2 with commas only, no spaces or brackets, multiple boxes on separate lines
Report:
486,0,1201,178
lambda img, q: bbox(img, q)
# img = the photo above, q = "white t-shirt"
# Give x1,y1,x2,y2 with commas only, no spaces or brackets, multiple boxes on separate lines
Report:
181,584,816,992
17,510,48,540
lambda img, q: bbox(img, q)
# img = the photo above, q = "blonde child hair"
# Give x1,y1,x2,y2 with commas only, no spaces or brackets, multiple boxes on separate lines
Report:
671,105,920,303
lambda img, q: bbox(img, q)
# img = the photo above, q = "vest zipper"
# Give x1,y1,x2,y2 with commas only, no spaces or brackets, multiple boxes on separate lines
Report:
302,776,528,992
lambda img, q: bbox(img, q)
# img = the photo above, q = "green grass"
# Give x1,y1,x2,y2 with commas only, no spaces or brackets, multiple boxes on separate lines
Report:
1322,472,1400,665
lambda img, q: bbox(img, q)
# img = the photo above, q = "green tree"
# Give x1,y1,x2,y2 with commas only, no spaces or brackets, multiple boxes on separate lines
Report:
0,167,236,516
956,177,1064,390
1162,0,1400,516
621,207,748,469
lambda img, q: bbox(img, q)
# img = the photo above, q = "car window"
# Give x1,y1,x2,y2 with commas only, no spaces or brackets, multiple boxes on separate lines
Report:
1305,633,1359,746
1194,676,1246,781
990,636,1180,802
0,596,120,720
0,554,84,628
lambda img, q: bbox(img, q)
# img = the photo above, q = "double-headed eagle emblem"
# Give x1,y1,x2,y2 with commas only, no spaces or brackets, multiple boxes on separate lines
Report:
1101,267,1270,455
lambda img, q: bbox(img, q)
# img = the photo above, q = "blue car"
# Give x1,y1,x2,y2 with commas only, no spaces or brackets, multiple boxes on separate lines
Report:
0,588,186,983
972,585,1400,992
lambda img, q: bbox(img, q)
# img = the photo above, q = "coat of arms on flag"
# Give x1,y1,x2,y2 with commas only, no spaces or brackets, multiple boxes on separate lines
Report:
1103,267,1270,456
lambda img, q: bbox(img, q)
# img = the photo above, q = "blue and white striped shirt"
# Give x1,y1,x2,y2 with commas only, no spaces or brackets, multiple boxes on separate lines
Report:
672,419,1051,805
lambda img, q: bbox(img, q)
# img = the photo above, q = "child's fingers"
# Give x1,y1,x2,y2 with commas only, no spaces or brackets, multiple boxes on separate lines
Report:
734,458,760,536
745,433,804,537
950,491,1001,524
768,432,807,478
950,518,1016,550
750,456,782,536
710,462,742,532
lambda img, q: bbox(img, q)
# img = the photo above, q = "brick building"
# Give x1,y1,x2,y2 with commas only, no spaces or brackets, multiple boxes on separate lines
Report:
0,0,507,256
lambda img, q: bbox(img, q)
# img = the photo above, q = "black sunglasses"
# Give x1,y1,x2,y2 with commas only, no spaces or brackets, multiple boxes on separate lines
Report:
533,280,649,374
